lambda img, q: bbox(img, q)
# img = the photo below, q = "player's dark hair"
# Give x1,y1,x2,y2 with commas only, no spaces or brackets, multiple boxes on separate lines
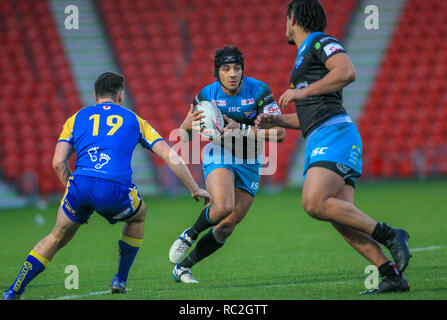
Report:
213,45,244,78
94,72,125,100
286,0,327,33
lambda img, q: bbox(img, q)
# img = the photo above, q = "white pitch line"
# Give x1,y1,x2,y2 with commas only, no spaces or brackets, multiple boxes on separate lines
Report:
48,245,445,300
411,245,446,252
50,290,112,300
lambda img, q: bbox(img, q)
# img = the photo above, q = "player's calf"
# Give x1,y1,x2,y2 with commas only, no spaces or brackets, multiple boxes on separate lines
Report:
213,221,237,243
176,228,225,271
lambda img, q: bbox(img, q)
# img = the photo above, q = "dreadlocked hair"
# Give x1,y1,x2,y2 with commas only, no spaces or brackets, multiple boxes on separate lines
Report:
286,0,327,33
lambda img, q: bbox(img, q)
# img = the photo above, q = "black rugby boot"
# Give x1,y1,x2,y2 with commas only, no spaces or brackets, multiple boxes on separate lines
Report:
360,275,410,295
372,223,412,273
384,228,411,273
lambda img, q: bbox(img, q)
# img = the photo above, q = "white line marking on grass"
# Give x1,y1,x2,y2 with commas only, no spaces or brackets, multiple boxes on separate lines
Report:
50,290,111,300
412,245,447,252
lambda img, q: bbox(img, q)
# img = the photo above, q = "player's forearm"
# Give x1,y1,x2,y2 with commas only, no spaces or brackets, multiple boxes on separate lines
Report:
179,121,193,142
233,123,284,142
302,66,355,97
53,161,72,187
273,114,301,130
164,151,200,193
256,127,286,142
52,142,74,187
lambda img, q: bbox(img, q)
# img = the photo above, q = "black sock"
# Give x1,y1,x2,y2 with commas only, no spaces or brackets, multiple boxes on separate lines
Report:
371,222,396,244
186,206,218,241
179,229,224,269
378,261,401,277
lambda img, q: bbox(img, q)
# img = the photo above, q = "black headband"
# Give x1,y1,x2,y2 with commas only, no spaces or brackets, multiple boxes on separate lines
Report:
214,52,244,77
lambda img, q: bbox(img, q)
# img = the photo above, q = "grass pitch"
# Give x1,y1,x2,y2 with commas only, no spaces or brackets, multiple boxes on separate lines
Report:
0,180,446,300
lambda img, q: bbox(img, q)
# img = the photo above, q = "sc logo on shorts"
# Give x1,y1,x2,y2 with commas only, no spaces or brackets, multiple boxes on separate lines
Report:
311,147,328,157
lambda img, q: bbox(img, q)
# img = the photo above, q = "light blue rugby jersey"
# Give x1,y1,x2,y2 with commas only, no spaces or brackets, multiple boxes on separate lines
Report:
193,76,280,124
193,76,281,163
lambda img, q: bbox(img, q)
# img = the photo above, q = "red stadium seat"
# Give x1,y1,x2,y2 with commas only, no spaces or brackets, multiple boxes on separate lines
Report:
0,0,81,195
358,0,447,178
95,0,356,184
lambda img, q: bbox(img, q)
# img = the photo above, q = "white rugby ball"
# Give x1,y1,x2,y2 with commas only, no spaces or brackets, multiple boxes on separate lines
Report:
195,100,224,140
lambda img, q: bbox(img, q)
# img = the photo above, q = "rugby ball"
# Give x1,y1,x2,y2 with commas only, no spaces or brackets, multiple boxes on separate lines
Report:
195,101,224,140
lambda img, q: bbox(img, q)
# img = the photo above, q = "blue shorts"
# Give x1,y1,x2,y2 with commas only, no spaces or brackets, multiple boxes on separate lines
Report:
303,116,363,184
203,162,261,197
203,144,261,197
61,175,142,224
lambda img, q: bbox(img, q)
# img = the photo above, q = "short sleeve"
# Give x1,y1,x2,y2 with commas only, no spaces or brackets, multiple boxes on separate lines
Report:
57,113,77,145
313,36,346,65
192,89,206,107
135,115,164,150
255,82,281,116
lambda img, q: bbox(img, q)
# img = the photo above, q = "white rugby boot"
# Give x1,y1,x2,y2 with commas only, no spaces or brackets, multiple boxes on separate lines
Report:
169,228,196,264
172,265,199,283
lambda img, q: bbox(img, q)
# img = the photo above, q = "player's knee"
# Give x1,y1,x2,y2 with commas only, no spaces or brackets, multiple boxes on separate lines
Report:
128,200,147,223
302,196,325,220
212,202,234,220
137,200,147,220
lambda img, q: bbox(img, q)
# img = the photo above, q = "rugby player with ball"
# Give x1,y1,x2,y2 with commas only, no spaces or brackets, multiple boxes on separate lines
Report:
169,46,286,283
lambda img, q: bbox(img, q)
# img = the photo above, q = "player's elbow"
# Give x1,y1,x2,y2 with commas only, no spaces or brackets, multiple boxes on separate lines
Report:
342,66,356,84
162,147,184,166
52,157,66,174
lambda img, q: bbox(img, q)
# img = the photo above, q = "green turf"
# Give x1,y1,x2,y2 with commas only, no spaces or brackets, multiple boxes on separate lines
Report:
1,180,446,300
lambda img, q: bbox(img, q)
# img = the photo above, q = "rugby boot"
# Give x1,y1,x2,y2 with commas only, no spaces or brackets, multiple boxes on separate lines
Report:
360,275,410,295
2,289,22,300
169,228,196,264
172,265,199,283
110,275,127,294
384,228,411,273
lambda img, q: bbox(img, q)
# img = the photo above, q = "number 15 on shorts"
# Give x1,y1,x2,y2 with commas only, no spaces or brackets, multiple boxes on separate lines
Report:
250,182,259,191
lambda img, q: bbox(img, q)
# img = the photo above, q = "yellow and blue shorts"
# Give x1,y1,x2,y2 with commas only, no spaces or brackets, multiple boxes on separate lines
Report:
61,175,142,224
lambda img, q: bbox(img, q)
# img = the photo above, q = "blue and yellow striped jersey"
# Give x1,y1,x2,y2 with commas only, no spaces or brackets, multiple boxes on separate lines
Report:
58,102,163,186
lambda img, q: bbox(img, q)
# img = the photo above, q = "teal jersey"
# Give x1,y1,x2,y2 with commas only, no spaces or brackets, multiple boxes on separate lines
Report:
193,76,281,125
58,102,163,186
193,76,281,162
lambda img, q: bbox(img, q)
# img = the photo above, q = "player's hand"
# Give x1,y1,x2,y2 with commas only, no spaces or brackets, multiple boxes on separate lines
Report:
223,115,239,130
278,89,307,109
220,115,239,137
183,105,205,131
191,188,212,206
255,113,277,129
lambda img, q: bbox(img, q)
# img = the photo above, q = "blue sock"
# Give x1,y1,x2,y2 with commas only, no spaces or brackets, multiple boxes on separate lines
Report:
117,234,142,282
10,251,50,294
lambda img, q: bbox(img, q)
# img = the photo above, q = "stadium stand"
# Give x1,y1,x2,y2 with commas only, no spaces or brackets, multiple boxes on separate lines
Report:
97,0,356,184
0,0,82,195
0,0,357,197
358,0,447,178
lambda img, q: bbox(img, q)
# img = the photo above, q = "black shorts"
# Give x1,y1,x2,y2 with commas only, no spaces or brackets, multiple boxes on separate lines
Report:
308,161,356,188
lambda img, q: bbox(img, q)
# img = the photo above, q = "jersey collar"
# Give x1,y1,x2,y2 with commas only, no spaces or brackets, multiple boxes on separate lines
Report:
296,32,325,59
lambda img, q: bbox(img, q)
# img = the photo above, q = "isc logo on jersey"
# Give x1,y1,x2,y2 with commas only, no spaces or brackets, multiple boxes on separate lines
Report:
323,43,344,57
